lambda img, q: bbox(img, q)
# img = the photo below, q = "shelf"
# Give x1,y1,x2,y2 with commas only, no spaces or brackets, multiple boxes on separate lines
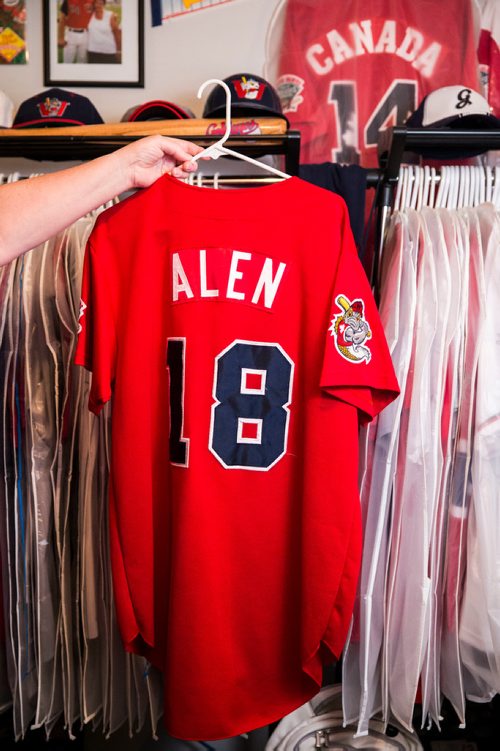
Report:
0,120,301,174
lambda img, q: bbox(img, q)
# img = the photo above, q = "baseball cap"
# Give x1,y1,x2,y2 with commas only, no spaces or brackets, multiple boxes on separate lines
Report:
122,100,195,121
404,84,500,158
12,88,104,128
202,73,288,124
0,90,14,128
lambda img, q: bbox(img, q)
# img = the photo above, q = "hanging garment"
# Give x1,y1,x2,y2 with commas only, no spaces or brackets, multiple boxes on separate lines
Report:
478,0,500,117
298,164,368,251
343,210,417,735
417,208,452,728
75,174,399,740
274,0,480,166
441,208,486,723
0,216,160,740
342,181,500,734
459,205,500,700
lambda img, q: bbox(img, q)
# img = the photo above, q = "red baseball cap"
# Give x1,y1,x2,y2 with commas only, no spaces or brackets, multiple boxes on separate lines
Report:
122,100,194,121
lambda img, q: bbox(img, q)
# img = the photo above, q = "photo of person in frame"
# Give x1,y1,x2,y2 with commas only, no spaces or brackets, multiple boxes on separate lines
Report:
57,0,121,64
87,0,121,63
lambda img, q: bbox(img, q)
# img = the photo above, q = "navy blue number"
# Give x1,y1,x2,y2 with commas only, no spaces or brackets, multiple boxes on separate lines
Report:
210,341,293,470
166,338,189,466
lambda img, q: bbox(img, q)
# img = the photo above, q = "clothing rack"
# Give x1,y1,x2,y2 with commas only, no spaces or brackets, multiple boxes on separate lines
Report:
188,169,382,188
0,131,302,175
372,126,500,292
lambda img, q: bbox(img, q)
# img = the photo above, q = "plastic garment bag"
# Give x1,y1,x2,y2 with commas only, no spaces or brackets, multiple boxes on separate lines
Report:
0,212,161,739
460,206,500,700
22,239,60,731
421,208,466,728
384,210,437,731
418,208,452,728
343,212,417,735
441,209,486,723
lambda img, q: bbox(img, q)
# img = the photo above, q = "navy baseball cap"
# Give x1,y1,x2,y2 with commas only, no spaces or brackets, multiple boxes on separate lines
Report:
122,100,195,121
404,85,500,158
13,88,104,128
202,73,288,124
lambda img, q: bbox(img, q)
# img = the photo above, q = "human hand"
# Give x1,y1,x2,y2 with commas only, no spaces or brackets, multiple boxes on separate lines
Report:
120,135,207,190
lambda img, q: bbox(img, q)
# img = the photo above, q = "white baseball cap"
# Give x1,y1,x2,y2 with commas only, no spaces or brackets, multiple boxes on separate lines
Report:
406,85,500,129
404,85,500,158
0,90,14,128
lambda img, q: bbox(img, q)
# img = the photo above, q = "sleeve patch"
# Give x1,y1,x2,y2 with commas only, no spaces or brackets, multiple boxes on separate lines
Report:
329,294,372,364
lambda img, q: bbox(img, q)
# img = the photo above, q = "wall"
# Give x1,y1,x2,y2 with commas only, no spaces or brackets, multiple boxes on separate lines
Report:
1,0,284,122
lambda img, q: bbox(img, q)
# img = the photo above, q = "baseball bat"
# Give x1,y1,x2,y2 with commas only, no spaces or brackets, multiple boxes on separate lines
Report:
336,295,351,312
0,118,287,138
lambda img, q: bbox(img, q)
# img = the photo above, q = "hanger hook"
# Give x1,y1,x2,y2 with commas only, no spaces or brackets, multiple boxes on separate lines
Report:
191,78,232,163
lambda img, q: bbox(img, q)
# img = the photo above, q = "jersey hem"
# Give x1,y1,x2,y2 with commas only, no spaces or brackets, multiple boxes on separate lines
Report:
164,682,322,741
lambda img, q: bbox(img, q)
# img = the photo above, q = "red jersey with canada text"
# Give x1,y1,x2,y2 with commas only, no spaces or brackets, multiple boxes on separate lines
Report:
276,0,480,166
75,175,399,740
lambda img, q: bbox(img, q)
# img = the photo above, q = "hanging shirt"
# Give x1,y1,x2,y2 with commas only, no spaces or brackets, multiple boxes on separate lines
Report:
276,0,480,166
75,174,399,740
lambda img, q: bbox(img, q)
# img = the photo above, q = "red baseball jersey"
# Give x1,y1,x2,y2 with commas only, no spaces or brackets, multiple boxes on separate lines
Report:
276,0,480,166
61,0,93,28
75,175,399,740
478,0,500,118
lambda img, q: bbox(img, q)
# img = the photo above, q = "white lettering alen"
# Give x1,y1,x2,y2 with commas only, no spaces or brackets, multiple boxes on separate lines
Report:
172,249,286,309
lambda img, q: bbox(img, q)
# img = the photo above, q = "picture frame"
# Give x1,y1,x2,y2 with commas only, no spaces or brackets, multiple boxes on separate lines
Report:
43,1,144,88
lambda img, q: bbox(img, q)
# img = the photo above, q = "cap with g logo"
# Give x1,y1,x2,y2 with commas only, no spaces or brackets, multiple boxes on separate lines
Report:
404,85,500,158
407,85,500,128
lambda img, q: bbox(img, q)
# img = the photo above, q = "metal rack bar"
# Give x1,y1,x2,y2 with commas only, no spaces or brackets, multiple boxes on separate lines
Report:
372,125,500,295
0,132,302,173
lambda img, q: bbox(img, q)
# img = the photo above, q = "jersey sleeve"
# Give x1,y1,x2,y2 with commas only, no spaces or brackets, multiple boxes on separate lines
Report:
74,230,118,415
320,202,399,422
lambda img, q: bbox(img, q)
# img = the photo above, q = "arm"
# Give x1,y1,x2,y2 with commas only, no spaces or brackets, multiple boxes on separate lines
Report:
111,12,121,53
58,9,68,47
0,135,203,267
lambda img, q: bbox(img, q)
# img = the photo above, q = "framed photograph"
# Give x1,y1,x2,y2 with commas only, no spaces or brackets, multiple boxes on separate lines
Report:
43,0,144,88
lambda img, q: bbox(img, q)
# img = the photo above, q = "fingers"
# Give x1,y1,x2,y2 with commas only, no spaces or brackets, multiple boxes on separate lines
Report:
160,137,211,179
160,136,205,164
171,160,199,179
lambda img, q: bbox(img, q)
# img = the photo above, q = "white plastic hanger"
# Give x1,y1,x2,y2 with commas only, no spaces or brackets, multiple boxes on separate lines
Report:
398,165,411,210
485,164,493,203
448,165,459,209
435,165,447,208
476,165,485,206
191,78,290,179
469,164,477,207
411,166,423,210
429,166,438,208
493,166,500,209
394,166,404,211
421,165,431,208
457,166,466,208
